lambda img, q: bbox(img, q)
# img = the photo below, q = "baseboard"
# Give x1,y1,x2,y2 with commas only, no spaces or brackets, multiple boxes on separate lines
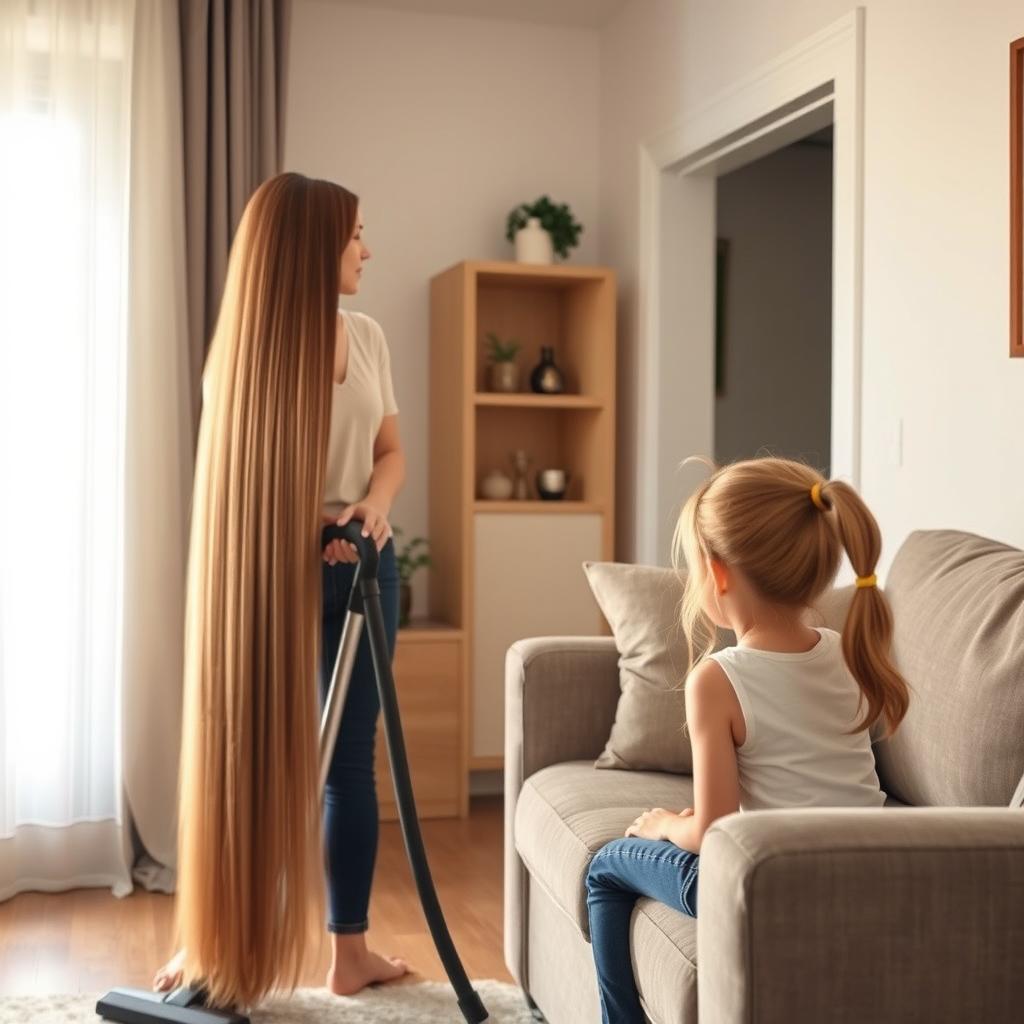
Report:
470,769,504,797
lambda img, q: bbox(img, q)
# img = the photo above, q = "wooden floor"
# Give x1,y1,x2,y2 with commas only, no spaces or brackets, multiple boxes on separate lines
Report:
0,797,511,996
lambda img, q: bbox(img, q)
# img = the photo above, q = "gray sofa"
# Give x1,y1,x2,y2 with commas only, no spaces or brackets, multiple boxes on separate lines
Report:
504,530,1024,1023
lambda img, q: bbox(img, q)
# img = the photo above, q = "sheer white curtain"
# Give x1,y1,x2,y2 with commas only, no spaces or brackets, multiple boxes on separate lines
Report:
0,0,136,899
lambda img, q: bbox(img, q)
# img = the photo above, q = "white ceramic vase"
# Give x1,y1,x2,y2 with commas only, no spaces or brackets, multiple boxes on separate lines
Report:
514,217,554,265
480,470,514,501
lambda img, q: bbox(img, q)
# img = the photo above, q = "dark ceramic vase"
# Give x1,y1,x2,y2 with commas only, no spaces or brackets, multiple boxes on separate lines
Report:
529,346,565,394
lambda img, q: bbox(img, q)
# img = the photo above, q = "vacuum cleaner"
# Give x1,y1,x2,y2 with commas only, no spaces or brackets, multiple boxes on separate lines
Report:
96,521,489,1024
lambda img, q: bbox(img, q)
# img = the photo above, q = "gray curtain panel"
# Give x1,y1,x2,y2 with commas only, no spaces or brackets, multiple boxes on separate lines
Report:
122,0,193,894
119,0,292,894
179,0,291,437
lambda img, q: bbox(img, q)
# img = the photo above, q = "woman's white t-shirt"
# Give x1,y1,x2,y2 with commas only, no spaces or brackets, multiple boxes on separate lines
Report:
708,627,885,811
323,307,398,513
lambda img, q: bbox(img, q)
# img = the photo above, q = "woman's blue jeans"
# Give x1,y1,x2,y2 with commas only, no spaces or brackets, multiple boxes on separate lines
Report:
585,837,700,1024
318,538,399,934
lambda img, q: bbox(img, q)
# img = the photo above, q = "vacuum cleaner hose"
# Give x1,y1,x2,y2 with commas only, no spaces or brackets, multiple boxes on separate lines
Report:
321,522,489,1024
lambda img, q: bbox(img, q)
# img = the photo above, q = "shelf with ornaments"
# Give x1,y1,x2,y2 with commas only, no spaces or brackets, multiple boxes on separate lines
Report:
473,402,603,507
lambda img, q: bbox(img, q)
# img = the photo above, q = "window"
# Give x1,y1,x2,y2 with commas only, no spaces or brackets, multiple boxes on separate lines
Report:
0,0,133,889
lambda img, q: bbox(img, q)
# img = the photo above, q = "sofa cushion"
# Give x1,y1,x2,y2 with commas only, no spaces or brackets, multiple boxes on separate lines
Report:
526,866,698,1024
514,760,694,938
583,562,695,773
874,530,1024,807
584,561,858,777
807,583,856,633
633,899,698,1024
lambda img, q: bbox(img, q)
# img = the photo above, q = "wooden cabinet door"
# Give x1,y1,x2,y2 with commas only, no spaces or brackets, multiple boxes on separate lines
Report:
472,512,604,761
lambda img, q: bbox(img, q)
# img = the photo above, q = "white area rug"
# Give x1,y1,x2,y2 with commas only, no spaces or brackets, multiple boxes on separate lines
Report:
0,980,537,1023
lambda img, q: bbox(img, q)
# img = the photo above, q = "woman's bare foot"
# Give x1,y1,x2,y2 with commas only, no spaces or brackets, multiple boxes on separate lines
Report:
326,933,411,996
153,948,186,992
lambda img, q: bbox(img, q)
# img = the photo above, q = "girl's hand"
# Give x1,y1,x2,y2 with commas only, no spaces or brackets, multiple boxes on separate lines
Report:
625,807,692,841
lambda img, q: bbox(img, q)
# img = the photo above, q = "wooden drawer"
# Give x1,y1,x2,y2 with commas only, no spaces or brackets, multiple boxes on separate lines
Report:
375,626,463,820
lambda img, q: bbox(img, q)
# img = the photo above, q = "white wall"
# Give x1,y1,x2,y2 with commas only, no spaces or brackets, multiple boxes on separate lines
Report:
286,0,600,611
601,0,1024,574
715,141,832,470
286,0,1024,582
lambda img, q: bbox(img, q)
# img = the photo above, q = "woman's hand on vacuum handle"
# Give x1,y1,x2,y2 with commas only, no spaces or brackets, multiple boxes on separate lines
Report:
335,500,392,553
320,514,360,565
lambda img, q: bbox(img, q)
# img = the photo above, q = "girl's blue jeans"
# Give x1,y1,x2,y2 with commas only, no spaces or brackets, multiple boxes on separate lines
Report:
585,837,700,1024
318,538,399,934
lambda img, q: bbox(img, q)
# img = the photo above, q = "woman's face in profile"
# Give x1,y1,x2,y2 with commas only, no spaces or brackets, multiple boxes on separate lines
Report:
339,207,371,295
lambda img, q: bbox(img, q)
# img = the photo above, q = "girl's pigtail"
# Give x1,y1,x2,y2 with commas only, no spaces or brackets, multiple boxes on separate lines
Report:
819,480,910,736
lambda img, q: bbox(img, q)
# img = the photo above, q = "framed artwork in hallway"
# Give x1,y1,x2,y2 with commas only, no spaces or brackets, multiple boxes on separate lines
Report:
1012,35,1024,356
715,238,729,393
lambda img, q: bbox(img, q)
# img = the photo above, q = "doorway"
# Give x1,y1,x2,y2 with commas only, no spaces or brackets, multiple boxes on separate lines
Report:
714,126,834,473
635,10,864,565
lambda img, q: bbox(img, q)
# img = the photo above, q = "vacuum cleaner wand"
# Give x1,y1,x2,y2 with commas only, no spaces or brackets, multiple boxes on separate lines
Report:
96,521,488,1024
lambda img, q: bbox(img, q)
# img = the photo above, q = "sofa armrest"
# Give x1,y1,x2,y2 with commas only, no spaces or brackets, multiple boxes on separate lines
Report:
698,808,1024,1024
503,635,620,987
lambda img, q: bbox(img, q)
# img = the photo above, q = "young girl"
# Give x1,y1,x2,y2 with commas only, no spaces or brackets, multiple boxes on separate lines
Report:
585,456,910,1024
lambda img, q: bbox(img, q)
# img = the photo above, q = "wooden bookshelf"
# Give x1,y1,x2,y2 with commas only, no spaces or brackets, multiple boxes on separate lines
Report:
429,260,616,771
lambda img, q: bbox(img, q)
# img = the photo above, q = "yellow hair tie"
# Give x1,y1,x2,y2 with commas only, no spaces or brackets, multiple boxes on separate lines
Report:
855,574,878,589
810,482,828,511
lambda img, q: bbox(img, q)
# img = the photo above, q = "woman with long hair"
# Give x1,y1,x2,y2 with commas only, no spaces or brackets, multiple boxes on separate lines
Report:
153,172,409,1008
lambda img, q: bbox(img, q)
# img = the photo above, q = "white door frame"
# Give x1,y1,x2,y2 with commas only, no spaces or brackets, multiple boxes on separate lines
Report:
634,8,865,565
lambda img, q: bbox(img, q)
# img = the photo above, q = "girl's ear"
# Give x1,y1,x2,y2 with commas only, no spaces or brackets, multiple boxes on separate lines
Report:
708,557,730,596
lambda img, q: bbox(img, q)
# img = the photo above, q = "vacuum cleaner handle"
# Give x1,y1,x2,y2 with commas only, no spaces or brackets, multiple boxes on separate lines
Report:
321,521,380,579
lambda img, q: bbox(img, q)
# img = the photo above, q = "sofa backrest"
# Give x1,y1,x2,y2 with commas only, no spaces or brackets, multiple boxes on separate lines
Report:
870,530,1024,807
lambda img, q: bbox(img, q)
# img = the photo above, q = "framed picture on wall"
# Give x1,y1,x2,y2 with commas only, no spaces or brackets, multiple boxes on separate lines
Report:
715,238,729,393
1012,35,1024,357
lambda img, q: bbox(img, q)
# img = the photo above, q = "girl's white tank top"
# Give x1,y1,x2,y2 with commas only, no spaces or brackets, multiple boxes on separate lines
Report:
708,628,886,810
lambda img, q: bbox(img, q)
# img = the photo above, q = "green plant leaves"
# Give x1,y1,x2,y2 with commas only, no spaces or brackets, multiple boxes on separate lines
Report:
485,330,520,362
392,526,432,583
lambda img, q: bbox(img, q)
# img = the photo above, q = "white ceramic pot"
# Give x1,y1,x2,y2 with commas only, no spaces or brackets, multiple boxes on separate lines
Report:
480,470,514,501
514,217,554,265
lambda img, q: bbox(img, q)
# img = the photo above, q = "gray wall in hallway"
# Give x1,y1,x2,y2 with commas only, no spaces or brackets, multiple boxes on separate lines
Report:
714,140,833,473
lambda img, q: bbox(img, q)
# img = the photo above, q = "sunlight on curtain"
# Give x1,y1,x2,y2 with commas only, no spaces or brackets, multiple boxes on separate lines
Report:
0,0,134,898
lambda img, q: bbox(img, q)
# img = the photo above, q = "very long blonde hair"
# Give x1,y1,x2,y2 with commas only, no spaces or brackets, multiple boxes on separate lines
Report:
673,456,909,737
175,172,359,1009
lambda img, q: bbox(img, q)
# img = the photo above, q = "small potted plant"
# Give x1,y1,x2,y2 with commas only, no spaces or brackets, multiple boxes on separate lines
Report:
393,526,431,627
485,331,521,392
506,195,584,264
